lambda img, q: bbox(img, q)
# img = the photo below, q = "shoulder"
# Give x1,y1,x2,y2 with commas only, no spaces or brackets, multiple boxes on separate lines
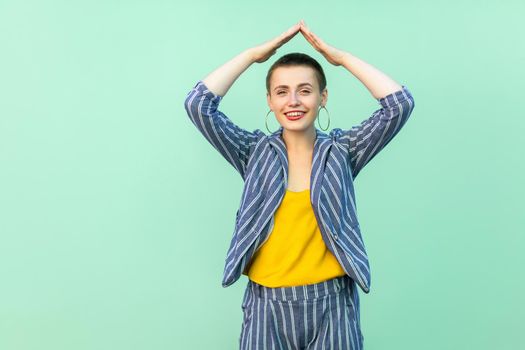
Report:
325,128,347,144
326,128,352,152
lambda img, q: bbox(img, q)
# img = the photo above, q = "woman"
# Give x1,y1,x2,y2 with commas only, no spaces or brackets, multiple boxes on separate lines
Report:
184,20,415,350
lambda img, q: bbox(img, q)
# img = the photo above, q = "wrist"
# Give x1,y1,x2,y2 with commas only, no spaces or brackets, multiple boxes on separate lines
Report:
243,48,256,64
340,51,355,68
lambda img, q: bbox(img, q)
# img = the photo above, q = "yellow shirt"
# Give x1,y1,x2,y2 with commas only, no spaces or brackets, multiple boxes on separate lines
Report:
244,188,346,287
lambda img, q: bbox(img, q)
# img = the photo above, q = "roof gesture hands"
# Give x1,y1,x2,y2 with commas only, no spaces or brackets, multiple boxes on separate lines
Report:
249,20,347,66
201,20,403,99
250,22,302,63
298,20,347,66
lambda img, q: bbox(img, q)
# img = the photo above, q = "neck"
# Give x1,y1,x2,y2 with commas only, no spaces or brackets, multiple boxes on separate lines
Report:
281,126,316,154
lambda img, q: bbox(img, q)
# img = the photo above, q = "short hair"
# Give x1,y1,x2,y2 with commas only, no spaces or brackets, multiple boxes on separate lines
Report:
266,52,327,94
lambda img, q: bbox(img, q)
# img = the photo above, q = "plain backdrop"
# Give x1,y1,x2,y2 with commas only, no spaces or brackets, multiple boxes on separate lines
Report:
1,0,523,349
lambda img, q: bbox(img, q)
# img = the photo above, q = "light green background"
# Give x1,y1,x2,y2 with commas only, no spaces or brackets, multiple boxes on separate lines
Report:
1,0,523,349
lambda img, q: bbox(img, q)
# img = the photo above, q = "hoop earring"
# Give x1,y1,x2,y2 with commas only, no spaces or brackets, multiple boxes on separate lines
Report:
265,110,277,134
317,105,330,131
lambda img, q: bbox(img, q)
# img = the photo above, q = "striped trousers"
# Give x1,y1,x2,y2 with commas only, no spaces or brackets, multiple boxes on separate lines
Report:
239,275,364,350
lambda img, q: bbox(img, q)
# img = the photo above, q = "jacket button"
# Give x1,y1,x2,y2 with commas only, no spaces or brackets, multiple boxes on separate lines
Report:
333,233,339,240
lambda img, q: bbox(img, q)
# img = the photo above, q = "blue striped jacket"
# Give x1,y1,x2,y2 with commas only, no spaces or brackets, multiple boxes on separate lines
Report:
184,80,415,294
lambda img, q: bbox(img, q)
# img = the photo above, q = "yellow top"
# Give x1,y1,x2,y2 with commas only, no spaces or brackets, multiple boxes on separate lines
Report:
244,188,346,287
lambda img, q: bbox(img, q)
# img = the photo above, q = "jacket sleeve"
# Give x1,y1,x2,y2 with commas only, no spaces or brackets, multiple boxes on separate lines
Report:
184,80,260,180
336,86,415,179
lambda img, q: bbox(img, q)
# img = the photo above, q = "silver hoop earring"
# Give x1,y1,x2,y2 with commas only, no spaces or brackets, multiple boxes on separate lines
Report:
317,105,330,131
265,110,277,134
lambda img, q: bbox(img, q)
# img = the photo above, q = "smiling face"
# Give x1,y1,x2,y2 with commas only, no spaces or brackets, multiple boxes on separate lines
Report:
267,65,327,134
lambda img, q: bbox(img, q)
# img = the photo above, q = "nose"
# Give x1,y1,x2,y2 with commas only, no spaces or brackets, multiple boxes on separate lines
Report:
287,92,300,106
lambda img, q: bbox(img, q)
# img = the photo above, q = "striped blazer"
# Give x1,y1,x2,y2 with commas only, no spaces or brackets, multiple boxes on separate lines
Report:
184,80,415,294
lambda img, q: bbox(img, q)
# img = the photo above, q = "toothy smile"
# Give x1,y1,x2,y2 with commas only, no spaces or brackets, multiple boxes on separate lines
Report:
285,111,305,117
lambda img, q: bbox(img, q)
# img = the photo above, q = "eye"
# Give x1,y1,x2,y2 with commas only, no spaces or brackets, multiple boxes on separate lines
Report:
301,90,311,94
277,91,286,95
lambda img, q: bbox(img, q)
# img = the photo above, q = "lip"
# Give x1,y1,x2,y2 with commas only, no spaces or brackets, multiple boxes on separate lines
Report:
285,110,306,121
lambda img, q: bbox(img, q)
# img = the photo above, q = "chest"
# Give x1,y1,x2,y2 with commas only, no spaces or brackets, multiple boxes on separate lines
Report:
286,151,313,192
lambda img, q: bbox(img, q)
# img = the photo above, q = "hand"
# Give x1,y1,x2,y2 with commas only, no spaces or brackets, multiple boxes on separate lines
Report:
299,20,347,66
249,22,302,63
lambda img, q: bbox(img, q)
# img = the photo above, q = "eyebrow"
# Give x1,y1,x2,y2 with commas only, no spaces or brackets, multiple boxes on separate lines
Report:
273,83,313,91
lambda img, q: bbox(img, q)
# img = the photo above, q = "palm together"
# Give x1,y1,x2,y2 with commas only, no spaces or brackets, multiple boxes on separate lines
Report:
251,19,346,66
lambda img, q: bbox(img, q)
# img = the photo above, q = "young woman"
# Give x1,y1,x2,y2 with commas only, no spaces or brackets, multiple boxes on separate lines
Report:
184,20,415,350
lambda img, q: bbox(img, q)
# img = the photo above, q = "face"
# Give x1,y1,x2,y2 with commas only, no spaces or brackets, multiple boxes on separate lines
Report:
267,66,327,134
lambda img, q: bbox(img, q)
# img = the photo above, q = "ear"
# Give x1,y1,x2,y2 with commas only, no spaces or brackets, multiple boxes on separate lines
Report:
267,92,272,110
321,88,328,106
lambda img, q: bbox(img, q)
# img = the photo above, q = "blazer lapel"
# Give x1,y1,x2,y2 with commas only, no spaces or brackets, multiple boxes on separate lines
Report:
268,127,289,189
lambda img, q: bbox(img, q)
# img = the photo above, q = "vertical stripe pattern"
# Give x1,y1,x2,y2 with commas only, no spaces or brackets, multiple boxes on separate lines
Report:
239,275,364,349
184,80,416,295
183,81,262,180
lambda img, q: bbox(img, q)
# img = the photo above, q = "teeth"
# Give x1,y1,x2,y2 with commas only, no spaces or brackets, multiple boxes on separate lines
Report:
286,112,304,117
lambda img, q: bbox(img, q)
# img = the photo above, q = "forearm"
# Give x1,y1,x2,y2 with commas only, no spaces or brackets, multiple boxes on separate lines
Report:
340,52,403,100
201,49,255,97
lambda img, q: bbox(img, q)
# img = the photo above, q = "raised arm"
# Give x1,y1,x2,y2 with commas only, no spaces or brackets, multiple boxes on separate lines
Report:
339,87,415,179
339,52,403,99
336,49,415,178
299,20,415,178
201,49,254,98
299,19,402,98
202,21,303,96
184,22,303,180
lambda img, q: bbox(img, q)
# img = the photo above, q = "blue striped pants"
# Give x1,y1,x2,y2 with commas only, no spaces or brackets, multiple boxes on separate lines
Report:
239,275,364,349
